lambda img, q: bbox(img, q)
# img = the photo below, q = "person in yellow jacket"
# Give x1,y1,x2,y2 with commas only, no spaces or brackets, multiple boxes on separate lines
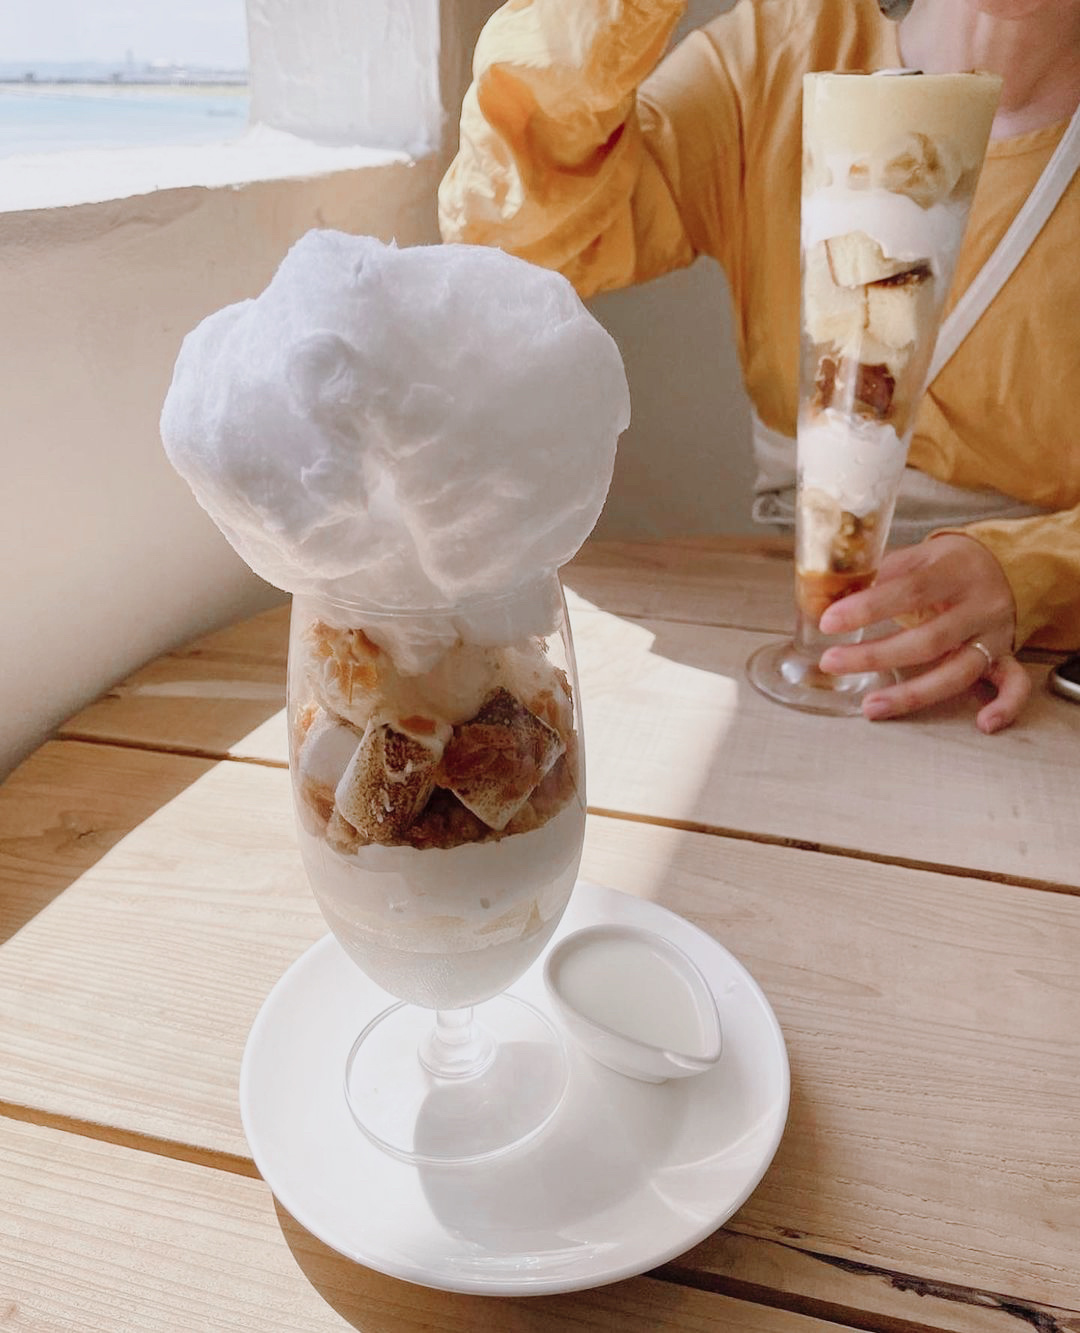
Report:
439,0,1080,733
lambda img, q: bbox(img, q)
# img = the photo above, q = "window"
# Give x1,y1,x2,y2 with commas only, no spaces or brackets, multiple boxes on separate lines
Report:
0,1,250,158
0,0,465,211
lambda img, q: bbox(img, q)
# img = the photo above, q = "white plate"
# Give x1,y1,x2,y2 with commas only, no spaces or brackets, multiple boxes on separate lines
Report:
240,881,790,1296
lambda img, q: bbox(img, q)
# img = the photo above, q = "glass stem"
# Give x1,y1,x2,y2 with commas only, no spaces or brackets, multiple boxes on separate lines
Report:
418,1006,496,1081
794,606,822,658
794,606,864,658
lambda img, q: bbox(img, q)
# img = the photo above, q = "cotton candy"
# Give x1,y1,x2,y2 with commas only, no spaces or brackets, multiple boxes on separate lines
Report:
161,231,629,668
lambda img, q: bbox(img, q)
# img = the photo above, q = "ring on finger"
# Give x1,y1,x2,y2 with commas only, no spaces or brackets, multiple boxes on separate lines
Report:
967,639,996,678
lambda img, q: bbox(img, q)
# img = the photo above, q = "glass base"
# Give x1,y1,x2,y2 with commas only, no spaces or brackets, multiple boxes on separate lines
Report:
746,639,899,717
344,994,568,1165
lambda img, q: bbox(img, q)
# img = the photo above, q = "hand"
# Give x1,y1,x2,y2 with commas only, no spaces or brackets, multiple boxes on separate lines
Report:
816,534,1031,733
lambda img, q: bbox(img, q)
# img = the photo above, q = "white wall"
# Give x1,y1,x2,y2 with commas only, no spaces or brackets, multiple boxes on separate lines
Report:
249,0,444,154
0,162,442,778
590,261,754,541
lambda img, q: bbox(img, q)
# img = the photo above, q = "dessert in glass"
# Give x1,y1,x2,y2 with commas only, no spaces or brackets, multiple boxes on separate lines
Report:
160,230,630,1164
288,580,586,1161
748,70,1000,714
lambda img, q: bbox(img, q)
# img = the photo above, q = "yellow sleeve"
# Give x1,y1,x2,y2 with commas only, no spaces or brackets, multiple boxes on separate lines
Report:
438,0,723,297
954,508,1080,651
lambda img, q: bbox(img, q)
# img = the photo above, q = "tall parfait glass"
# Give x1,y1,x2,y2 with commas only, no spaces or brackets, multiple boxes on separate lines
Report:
748,70,1000,714
286,573,586,1164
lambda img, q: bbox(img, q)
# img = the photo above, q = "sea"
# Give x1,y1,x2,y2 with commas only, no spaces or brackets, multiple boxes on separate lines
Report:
0,84,250,158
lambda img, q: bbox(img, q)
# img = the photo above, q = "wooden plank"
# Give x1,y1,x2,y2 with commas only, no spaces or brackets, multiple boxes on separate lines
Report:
56,540,792,759
0,744,325,1156
1,749,1079,1311
572,614,1080,886
0,739,214,944
58,597,1080,886
565,535,796,632
58,604,289,761
574,818,1080,1313
2,1115,859,1333
659,1232,1080,1333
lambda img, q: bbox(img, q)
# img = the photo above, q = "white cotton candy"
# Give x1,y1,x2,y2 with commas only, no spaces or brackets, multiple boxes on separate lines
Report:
161,231,629,668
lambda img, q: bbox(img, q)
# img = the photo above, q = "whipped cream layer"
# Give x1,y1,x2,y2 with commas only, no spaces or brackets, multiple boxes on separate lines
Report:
297,800,584,1008
798,409,906,517
802,182,966,279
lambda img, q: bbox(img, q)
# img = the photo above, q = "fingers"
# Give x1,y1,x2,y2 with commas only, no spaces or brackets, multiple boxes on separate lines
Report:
859,645,1030,731
861,643,986,721
818,534,1015,640
818,541,947,636
819,564,933,637
976,656,1032,734
809,533,1029,729
819,605,974,674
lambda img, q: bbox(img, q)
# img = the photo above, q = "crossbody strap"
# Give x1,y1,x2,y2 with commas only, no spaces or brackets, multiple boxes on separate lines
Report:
928,101,1080,384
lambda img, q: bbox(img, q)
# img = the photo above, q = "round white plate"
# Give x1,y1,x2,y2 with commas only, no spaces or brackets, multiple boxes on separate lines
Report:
240,881,790,1296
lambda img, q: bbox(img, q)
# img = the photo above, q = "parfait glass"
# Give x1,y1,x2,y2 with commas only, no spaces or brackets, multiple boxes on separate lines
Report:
745,327,913,715
748,70,998,715
286,574,586,1164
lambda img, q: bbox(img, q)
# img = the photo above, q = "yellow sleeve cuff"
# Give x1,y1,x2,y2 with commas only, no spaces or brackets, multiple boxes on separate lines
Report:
934,510,1080,651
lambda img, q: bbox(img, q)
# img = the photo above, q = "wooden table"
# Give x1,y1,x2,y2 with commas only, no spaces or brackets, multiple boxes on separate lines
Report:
4,537,1080,1332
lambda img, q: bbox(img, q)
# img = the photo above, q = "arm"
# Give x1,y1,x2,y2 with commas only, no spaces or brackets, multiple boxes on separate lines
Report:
438,0,707,296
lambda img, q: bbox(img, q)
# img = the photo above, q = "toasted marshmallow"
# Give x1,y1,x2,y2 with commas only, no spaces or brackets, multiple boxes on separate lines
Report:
298,708,361,788
439,688,565,832
335,716,451,844
295,708,362,833
326,807,363,856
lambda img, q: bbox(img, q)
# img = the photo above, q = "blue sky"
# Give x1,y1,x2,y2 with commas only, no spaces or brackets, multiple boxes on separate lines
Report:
2,1,248,67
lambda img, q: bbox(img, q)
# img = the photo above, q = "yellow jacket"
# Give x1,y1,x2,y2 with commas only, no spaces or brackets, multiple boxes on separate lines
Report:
439,0,1080,650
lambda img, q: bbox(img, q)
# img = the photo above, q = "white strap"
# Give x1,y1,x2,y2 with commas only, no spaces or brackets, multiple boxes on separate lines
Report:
929,101,1080,383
